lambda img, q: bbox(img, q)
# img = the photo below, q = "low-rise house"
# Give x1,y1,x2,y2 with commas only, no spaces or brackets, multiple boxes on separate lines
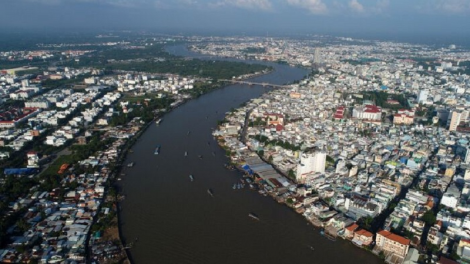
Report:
352,229,373,247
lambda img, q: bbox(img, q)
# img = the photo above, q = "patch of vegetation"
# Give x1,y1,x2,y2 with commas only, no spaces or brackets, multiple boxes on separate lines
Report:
252,135,301,151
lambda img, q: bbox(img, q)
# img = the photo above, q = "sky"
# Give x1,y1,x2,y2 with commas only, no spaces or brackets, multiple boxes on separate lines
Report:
1,0,470,41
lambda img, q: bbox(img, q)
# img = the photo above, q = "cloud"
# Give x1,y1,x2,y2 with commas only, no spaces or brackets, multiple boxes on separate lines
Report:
26,0,62,4
25,0,142,7
372,0,389,13
436,0,470,13
154,0,199,9
286,0,327,14
416,0,470,14
212,0,273,11
348,0,364,12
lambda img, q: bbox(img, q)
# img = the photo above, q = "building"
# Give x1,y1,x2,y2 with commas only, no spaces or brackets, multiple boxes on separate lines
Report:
25,100,50,109
352,229,373,247
77,136,87,145
334,106,346,120
344,223,359,239
448,110,469,131
345,193,379,220
264,113,284,126
27,151,39,168
352,105,382,121
393,110,415,125
313,150,326,174
441,193,459,209
296,150,326,183
465,148,470,164
457,239,470,262
314,48,321,64
376,230,410,262
417,89,428,104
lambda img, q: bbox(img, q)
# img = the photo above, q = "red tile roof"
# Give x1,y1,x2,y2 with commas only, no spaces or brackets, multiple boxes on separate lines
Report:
346,223,359,232
377,230,410,245
355,229,373,237
364,105,381,113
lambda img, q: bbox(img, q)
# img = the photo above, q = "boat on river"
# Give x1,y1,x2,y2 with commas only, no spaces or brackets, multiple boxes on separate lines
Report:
207,188,214,197
155,118,162,125
185,151,188,156
189,174,194,181
127,162,134,167
248,213,259,221
154,145,161,155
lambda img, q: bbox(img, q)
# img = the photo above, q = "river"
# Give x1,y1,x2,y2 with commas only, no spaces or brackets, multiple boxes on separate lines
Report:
118,45,382,264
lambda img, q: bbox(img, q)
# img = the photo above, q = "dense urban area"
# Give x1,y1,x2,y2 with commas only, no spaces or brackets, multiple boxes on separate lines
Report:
1,33,470,264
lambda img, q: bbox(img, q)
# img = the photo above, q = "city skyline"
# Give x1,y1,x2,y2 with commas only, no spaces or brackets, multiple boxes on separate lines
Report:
1,0,470,42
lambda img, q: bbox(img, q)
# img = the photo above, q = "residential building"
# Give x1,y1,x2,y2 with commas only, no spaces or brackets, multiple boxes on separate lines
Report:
417,90,428,104
448,110,468,131
375,230,410,262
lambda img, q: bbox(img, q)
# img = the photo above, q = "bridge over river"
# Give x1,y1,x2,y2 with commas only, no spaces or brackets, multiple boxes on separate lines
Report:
219,79,290,89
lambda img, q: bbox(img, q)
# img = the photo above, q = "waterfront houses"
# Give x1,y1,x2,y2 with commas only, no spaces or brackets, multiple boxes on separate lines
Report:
211,35,470,263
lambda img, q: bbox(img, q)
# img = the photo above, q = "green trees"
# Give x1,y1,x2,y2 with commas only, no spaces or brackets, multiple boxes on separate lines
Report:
288,169,295,179
360,91,410,110
252,135,301,151
421,210,436,226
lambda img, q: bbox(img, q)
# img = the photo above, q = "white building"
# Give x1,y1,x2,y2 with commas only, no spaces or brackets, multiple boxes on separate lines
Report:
417,89,428,104
352,105,381,121
27,151,39,168
441,193,459,209
296,150,326,183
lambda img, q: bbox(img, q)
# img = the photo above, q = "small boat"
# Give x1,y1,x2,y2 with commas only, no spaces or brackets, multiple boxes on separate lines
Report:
187,131,191,135
189,175,194,181
198,155,203,159
154,145,161,155
248,213,259,221
127,162,134,167
233,184,237,189
155,118,162,125
185,151,188,156
310,246,314,251
207,188,214,197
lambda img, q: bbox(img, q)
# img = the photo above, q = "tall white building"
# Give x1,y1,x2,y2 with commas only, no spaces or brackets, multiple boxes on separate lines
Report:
448,110,469,131
465,148,470,164
296,150,326,183
313,150,326,174
314,48,321,64
417,89,428,104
